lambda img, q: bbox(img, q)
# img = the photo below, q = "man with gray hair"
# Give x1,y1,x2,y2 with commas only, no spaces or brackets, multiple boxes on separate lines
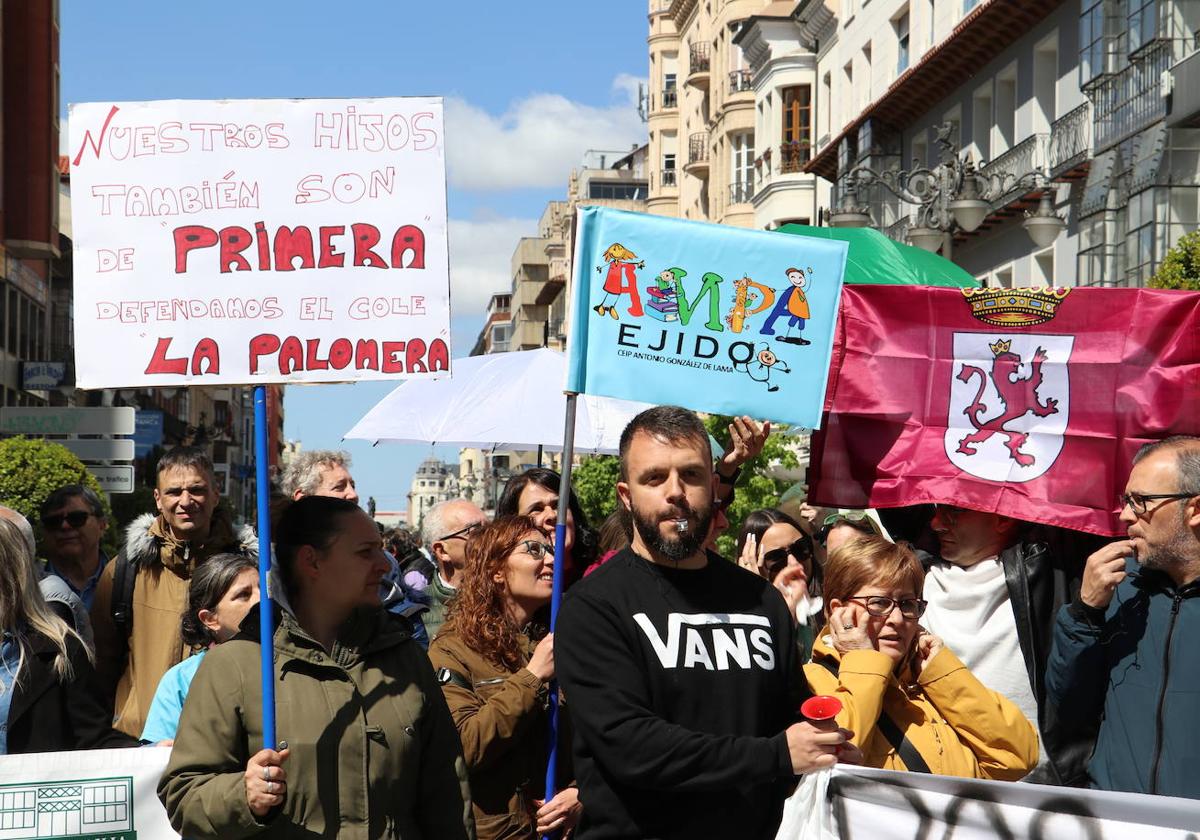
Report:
285,449,431,647
0,504,93,649
282,450,358,502
420,499,487,640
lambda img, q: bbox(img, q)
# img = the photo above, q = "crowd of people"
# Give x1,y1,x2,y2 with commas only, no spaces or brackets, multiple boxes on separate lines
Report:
0,407,1196,838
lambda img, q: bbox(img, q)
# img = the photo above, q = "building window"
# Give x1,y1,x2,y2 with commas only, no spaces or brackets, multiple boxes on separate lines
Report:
1127,0,1158,54
1079,0,1106,86
964,0,979,12
1125,188,1155,285
588,182,647,200
663,72,678,108
491,323,511,352
781,85,812,172
895,11,911,75
730,133,754,204
662,152,677,187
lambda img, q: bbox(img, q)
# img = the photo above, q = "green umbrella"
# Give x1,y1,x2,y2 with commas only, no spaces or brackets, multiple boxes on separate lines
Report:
778,224,978,288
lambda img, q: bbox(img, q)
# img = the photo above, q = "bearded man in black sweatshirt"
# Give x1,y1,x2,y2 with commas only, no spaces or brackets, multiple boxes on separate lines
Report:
557,405,854,839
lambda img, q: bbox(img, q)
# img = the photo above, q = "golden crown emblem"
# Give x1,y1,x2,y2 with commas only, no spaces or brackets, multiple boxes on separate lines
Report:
989,338,1013,356
960,286,1070,326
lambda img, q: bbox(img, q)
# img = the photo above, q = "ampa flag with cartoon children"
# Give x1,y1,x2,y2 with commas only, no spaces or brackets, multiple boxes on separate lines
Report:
565,207,848,428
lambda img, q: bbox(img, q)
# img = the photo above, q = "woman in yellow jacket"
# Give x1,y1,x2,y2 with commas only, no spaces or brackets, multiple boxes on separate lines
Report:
803,535,1037,780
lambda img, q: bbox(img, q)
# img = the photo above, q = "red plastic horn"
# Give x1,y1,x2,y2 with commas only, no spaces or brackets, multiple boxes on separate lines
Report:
801,695,843,722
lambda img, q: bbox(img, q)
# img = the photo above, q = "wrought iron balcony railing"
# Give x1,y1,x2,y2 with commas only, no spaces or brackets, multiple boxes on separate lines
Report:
660,168,678,187
778,142,811,174
688,133,709,164
689,42,711,76
1048,103,1091,177
729,181,755,205
729,69,752,94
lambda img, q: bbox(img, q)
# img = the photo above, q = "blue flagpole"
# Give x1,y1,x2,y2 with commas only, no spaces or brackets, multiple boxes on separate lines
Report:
542,391,578,839
254,385,277,750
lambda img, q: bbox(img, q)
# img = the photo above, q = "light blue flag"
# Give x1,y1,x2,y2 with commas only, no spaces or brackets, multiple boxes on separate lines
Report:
565,207,848,429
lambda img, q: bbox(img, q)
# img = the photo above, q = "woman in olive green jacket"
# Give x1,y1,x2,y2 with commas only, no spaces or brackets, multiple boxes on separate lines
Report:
159,496,474,840
428,515,578,840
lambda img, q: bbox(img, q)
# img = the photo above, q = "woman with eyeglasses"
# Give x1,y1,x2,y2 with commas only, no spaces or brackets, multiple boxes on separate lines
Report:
803,534,1038,779
428,515,580,839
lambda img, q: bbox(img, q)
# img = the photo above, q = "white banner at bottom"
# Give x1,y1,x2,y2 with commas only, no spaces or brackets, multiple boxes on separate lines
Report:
826,766,1200,840
0,747,176,840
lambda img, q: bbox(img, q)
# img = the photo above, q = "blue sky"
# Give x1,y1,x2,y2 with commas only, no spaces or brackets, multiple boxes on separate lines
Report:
61,1,648,513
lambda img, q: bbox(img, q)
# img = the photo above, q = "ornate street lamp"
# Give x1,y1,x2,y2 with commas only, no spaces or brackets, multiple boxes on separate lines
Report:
825,122,1065,257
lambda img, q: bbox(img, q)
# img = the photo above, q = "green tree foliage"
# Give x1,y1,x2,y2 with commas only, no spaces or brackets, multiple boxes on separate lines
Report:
704,415,801,558
571,454,622,527
0,437,117,555
1150,230,1200,290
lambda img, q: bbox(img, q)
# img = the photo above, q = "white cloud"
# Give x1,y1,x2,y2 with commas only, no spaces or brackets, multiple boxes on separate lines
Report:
447,216,537,316
445,76,647,191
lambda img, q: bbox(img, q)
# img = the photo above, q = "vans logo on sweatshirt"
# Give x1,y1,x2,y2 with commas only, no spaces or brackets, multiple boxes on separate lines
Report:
633,612,776,671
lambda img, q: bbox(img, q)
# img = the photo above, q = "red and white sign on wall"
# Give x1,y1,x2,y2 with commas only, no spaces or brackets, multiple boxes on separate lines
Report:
68,97,450,388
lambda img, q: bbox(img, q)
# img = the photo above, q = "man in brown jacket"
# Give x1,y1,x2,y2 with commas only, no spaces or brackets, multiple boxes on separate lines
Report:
91,447,256,737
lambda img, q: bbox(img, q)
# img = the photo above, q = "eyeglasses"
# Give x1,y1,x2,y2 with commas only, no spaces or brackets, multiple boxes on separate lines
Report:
438,521,484,542
41,511,92,530
1120,492,1197,516
845,595,927,619
761,538,814,581
520,540,555,560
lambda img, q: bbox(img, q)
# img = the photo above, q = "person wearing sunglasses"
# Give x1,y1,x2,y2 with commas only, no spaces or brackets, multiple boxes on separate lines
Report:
1046,437,1200,798
804,534,1037,779
429,516,580,839
736,509,821,659
421,499,488,640
39,485,110,612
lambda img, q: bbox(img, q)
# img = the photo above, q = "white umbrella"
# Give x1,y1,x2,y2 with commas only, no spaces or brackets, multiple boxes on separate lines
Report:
343,348,654,454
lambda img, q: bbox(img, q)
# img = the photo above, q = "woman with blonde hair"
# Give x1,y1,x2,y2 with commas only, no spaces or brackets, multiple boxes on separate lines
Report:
803,534,1037,779
0,518,136,753
429,515,579,839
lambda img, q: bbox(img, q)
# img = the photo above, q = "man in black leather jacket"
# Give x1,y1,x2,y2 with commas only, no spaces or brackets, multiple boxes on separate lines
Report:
907,504,1102,786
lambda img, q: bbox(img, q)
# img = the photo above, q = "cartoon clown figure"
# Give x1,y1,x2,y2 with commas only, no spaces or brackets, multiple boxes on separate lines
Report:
594,243,646,318
759,266,813,345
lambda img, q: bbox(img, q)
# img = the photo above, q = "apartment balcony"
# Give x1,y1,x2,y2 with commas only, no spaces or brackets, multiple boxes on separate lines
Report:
511,318,549,350
728,69,753,95
1167,44,1200,128
729,181,755,206
980,133,1048,211
660,168,678,188
1048,103,1092,181
685,132,710,176
1092,41,1171,151
778,142,811,174
687,42,711,88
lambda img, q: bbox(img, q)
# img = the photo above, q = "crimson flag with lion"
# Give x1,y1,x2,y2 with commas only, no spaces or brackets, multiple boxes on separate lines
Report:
808,285,1200,536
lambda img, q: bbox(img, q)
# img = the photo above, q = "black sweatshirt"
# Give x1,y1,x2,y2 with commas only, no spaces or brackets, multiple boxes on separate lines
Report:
556,548,806,839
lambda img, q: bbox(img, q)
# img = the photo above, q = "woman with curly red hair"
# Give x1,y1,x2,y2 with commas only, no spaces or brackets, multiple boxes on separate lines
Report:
428,515,579,839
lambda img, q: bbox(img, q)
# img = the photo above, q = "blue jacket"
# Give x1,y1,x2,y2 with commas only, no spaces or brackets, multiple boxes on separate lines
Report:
1045,561,1200,797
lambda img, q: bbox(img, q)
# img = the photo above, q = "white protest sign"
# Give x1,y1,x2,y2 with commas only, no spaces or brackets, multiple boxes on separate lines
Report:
0,747,177,840
816,766,1200,840
68,98,450,388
